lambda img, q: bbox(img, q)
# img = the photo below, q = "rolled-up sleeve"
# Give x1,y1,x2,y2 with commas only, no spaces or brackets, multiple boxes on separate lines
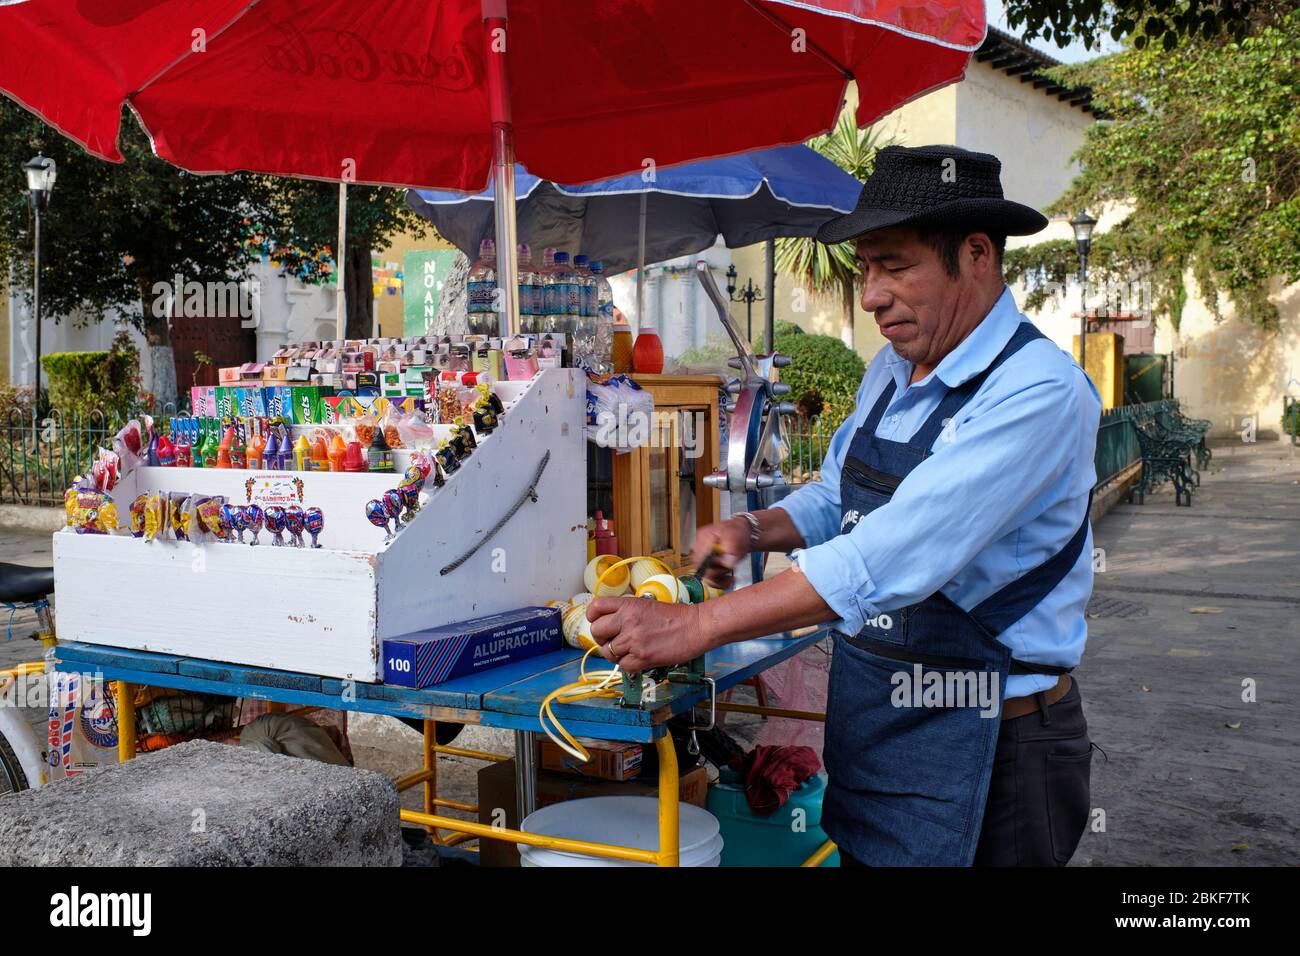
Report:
792,365,1087,637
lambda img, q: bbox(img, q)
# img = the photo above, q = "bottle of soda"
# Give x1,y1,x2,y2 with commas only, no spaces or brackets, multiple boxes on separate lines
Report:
467,238,497,335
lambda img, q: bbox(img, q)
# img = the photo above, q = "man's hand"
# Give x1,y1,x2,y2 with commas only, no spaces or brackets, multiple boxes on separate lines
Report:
688,518,753,589
586,598,708,673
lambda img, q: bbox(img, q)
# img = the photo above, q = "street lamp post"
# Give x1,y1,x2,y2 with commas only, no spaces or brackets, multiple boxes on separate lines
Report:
725,263,765,347
23,153,57,394
1070,210,1097,377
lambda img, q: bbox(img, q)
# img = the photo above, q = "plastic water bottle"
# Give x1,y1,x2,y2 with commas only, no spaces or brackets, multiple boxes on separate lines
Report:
589,261,615,374
466,238,497,335
573,255,595,320
517,243,541,333
540,247,560,326
571,255,598,370
550,251,578,334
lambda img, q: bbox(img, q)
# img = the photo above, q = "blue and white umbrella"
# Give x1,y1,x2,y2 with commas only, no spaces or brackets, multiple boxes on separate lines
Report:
406,143,860,278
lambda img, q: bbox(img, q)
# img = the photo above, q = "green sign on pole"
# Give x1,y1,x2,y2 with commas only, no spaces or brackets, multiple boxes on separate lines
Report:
403,249,458,336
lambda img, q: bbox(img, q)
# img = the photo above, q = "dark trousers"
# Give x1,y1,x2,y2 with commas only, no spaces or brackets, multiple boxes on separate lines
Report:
840,680,1092,867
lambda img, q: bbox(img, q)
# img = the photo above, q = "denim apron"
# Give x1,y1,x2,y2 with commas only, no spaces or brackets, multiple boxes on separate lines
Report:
822,323,1088,866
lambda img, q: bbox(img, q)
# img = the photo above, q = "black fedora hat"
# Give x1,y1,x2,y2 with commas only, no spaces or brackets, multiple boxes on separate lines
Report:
816,144,1048,244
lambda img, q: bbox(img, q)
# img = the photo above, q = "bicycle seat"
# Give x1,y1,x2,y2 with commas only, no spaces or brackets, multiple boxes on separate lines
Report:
0,563,55,604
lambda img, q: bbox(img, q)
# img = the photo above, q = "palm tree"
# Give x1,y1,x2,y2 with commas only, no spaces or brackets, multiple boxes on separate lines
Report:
776,113,891,341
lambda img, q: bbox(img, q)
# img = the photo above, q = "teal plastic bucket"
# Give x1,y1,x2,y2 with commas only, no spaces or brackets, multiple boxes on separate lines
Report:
706,771,840,867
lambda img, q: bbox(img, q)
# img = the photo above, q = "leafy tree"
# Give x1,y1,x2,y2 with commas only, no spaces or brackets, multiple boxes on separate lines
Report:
775,114,890,340
0,102,275,403
1006,7,1299,330
1,101,431,401
1001,0,1292,51
257,182,432,340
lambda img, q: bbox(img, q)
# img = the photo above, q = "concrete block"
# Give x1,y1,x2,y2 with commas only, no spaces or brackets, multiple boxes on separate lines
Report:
0,740,402,866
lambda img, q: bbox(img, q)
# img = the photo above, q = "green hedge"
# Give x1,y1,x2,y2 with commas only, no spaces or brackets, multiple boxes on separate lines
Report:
773,330,865,430
40,343,138,419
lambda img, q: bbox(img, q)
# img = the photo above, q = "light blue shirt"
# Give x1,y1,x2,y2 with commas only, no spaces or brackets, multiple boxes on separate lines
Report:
774,286,1101,700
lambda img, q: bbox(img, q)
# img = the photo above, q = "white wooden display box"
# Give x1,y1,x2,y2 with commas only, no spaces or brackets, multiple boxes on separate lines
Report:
53,368,587,682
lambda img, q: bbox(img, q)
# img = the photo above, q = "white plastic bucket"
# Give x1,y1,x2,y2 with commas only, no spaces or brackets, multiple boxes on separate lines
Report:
519,796,723,867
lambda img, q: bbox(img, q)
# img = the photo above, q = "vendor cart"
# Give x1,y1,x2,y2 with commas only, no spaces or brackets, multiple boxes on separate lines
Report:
2,0,986,866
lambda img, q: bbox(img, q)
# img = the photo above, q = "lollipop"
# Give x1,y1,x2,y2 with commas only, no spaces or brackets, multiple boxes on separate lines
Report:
399,464,425,492
398,483,420,524
382,489,405,530
284,504,306,548
263,505,287,546
217,502,237,542
244,504,264,545
366,498,393,540
228,505,250,545
304,507,324,549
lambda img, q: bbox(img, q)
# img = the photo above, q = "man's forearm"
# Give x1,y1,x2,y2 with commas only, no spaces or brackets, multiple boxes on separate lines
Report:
695,567,836,650
749,507,806,553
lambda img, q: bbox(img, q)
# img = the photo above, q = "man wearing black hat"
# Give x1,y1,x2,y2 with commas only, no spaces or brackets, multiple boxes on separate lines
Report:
587,145,1101,867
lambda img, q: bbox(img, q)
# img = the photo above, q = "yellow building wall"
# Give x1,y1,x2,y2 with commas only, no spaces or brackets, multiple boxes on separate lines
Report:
1152,277,1300,439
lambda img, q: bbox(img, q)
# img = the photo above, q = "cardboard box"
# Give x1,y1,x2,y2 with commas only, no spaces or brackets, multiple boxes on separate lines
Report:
218,366,241,385
382,606,562,688
537,737,642,781
190,386,217,417
476,758,708,867
262,364,288,383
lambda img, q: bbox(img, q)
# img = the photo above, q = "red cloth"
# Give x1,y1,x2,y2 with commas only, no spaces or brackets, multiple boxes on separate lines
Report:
730,744,821,817
0,0,982,191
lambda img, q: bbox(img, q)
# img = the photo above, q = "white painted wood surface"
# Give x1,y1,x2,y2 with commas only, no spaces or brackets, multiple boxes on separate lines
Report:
52,369,588,682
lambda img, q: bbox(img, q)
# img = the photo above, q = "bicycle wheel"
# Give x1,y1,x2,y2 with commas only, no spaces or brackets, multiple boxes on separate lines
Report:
0,729,30,795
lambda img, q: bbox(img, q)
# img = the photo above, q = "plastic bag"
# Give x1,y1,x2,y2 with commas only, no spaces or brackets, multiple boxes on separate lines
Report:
587,374,655,452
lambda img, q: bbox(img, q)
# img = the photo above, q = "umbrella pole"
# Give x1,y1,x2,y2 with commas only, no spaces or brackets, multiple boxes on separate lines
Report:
483,0,519,339
636,192,647,330
764,237,775,353
336,181,347,340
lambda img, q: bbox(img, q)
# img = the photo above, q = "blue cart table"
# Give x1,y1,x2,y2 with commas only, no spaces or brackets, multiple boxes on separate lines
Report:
52,628,829,866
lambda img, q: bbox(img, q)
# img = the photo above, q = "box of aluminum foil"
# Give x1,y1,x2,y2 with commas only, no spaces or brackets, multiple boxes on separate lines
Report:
382,606,562,688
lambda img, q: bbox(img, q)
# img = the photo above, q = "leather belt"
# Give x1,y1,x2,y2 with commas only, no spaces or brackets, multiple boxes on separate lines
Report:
1001,675,1071,721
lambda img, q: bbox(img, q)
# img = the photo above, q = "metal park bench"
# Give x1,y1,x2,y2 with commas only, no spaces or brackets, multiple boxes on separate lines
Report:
1126,401,1209,506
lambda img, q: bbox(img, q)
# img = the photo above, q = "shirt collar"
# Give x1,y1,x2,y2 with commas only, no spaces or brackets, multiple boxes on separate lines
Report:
886,285,1024,391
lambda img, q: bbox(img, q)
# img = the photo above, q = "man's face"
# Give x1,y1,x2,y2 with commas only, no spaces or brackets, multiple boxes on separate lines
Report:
856,227,989,371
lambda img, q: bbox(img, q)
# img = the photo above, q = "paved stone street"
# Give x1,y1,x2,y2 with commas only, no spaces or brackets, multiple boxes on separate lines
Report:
1073,437,1300,865
2,437,1296,864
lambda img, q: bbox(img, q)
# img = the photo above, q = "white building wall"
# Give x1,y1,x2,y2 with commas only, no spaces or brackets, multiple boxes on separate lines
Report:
954,62,1093,212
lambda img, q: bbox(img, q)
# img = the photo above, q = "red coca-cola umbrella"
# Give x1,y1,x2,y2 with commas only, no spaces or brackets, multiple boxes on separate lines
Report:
0,0,985,334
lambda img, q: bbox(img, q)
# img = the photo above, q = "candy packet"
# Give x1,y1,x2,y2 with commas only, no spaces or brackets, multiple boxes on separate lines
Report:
142,493,168,542
71,490,121,535
192,495,228,542
168,492,193,541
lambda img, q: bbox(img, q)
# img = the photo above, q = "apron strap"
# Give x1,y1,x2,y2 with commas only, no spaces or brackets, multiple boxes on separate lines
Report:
860,379,896,435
